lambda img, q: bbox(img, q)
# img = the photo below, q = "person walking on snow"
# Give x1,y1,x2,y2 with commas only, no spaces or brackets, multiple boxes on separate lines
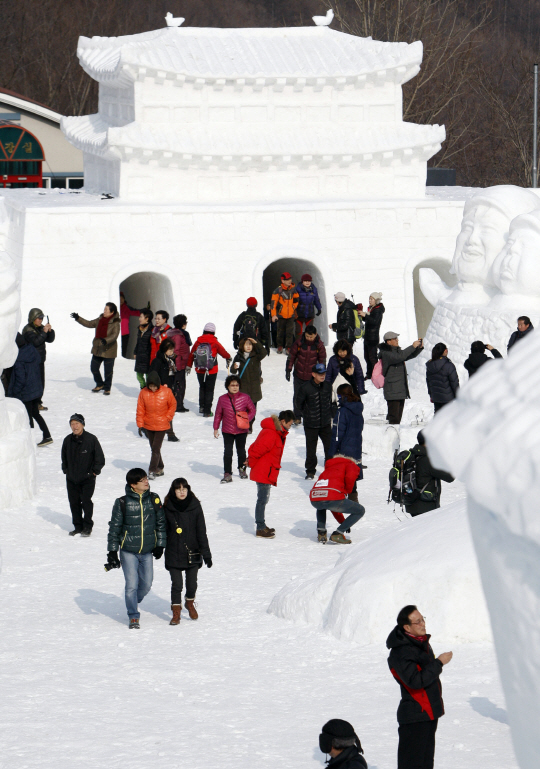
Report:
136,371,177,480
387,605,452,769
318,720,368,768
463,340,502,377
61,413,105,537
285,324,326,424
150,310,172,362
425,342,459,413
378,331,423,425
186,323,231,417
309,455,365,543
296,274,322,338
329,292,357,345
71,302,121,395
22,307,55,410
230,337,267,428
233,297,269,353
358,292,384,379
271,272,299,353
163,477,212,625
247,410,294,538
213,375,256,483
133,309,153,391
8,333,52,447
119,292,140,358
149,339,180,442
166,314,191,412
106,468,166,629
297,363,333,480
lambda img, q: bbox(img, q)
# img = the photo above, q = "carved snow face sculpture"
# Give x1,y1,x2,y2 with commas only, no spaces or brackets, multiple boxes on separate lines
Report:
494,211,540,296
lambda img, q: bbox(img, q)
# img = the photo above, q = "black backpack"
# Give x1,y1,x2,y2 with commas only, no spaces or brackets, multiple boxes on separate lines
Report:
240,314,258,340
388,449,436,508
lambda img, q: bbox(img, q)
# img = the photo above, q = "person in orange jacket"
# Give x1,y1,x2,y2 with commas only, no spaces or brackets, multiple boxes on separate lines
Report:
309,455,366,544
136,370,177,480
186,323,232,417
271,272,299,354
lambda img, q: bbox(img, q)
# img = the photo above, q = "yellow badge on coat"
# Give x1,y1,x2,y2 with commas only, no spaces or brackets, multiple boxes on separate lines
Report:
155,498,160,504
176,527,182,534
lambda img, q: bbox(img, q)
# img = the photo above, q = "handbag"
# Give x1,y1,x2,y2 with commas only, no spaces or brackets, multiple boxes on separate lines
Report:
185,544,203,566
228,393,250,430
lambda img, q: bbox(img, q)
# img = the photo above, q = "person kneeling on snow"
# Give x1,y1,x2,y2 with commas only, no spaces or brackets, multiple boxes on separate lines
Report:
406,431,454,517
309,455,365,543
319,719,367,768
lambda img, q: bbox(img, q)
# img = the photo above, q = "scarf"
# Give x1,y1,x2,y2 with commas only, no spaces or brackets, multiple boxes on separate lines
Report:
96,314,111,339
170,491,192,513
166,355,177,375
405,631,428,643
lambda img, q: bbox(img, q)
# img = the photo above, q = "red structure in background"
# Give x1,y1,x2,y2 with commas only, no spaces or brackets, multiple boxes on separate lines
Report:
0,123,44,188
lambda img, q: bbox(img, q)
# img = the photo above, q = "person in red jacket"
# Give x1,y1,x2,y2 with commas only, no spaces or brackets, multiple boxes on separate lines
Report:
166,314,191,413
285,324,326,424
136,370,177,480
150,310,172,363
309,455,365,544
186,323,232,417
247,410,295,538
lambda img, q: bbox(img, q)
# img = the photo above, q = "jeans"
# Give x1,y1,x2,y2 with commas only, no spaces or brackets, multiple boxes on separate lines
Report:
387,399,405,425
120,550,154,619
304,424,332,475
255,482,272,530
197,372,217,414
398,720,438,769
24,399,51,439
311,497,366,533
66,477,96,530
169,566,199,603
145,429,166,473
363,342,378,379
223,432,247,474
276,317,295,348
91,355,115,390
136,372,146,389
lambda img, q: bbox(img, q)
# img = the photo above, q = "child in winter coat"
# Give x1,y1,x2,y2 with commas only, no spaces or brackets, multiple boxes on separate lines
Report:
163,477,212,625
187,322,232,417
136,371,177,479
213,375,256,484
309,456,365,544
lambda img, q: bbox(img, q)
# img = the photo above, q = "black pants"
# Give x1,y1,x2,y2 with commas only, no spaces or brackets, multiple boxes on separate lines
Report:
169,566,199,603
145,429,166,473
364,342,378,379
66,477,96,531
197,372,217,414
121,334,129,358
304,424,332,475
387,399,405,425
39,361,45,402
293,375,308,420
276,317,295,348
24,399,51,439
90,355,115,391
174,369,186,409
398,720,438,769
223,432,247,474
433,402,446,413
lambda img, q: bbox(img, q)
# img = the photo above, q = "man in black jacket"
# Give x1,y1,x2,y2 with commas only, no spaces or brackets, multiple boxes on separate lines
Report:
387,605,453,769
22,307,55,410
507,316,534,352
232,297,269,352
296,363,333,480
329,292,357,344
61,414,105,537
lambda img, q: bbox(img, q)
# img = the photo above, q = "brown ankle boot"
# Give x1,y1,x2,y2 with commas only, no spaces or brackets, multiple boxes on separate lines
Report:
185,599,198,620
169,604,181,625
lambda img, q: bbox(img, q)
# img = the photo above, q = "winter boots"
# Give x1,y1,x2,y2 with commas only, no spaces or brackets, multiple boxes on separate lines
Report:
317,530,328,543
256,527,275,539
170,604,181,626
330,531,352,545
220,473,233,484
185,599,198,620
129,618,140,629
239,466,248,479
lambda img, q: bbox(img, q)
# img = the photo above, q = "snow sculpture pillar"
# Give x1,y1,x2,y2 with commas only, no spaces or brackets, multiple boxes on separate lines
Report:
424,333,540,769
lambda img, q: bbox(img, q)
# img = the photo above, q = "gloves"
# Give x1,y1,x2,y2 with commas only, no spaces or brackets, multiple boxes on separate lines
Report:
226,358,232,368
205,558,213,569
70,312,79,321
186,367,191,376
107,551,120,568
98,338,107,346
152,546,164,559
316,309,321,316
285,370,291,382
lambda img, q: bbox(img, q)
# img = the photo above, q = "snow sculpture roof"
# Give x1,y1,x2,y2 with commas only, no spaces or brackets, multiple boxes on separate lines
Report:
77,26,422,87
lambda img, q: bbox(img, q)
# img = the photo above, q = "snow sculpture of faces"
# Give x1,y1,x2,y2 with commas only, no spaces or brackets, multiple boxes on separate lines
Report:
492,210,540,297
451,186,540,287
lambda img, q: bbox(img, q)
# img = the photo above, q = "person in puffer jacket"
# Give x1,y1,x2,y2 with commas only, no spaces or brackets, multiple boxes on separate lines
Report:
286,325,326,422
463,340,502,377
136,371,177,479
186,323,232,417
8,333,52,447
309,455,365,544
295,274,322,337
213,375,256,484
297,363,333,480
425,342,459,413
106,467,166,629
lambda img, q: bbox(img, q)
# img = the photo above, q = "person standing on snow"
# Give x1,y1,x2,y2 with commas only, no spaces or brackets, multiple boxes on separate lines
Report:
163,477,212,625
297,363,333,480
358,292,385,380
318,720,368,769
326,340,366,400
463,340,502,377
405,431,454,517
378,331,423,425
246,410,294,539
166,314,191,413
119,292,141,358
106,468,166,629
213,375,256,484
329,292,357,345
309,455,365,543
387,605,452,769
150,310,172,363
71,302,121,395
425,343,459,413
22,307,55,410
8,333,52,447
61,413,105,537
507,315,534,352
230,337,267,429
232,297,269,353
136,371,177,480
295,274,322,338
149,339,180,442
285,324,326,424
186,323,232,418
134,309,154,391
271,272,299,353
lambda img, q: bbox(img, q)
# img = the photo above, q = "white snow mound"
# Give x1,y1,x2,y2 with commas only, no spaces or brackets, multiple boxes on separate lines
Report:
269,500,491,646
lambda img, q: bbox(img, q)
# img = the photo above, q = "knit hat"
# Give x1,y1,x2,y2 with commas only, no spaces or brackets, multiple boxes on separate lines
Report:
147,371,161,388
204,322,216,333
319,720,359,755
69,413,85,426
312,363,327,374
383,331,399,341
334,292,346,302
301,273,312,282
281,271,292,280
370,291,382,301
246,297,258,307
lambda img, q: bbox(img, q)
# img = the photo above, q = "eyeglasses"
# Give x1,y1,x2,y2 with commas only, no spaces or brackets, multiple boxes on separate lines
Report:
409,616,426,625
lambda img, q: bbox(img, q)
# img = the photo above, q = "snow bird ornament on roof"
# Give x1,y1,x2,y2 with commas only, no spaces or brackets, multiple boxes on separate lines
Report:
313,9,334,26
165,12,185,27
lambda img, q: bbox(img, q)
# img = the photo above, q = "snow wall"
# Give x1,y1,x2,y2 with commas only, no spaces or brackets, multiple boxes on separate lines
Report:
425,329,540,769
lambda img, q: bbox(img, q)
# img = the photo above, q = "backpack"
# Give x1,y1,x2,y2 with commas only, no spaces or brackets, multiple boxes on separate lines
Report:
372,359,385,388
353,309,365,339
388,450,436,508
240,314,258,340
194,342,216,371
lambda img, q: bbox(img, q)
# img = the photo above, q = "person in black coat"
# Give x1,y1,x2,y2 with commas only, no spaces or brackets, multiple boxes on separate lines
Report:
134,309,154,388
61,413,105,536
425,342,459,413
22,307,55,409
296,363,333,479
406,431,454,516
507,316,534,351
329,293,357,344
464,340,502,377
359,292,384,379
232,298,269,352
8,333,52,447
319,719,368,769
149,339,179,442
387,605,453,769
164,478,212,625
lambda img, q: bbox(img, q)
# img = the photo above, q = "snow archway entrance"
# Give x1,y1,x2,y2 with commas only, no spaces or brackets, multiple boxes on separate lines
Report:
413,258,456,338
119,271,175,358
262,257,329,345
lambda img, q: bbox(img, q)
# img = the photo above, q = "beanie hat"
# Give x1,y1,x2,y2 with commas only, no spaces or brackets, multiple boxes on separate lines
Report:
319,720,360,755
246,297,258,307
281,271,292,280
69,413,85,426
301,273,312,282
204,322,216,333
334,292,346,302
147,371,161,388
370,291,383,301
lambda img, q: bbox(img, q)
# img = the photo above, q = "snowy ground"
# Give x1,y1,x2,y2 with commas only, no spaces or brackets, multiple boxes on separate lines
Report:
0,351,516,768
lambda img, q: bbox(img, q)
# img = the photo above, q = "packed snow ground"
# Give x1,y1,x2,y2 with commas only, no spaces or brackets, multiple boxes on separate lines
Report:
0,351,516,768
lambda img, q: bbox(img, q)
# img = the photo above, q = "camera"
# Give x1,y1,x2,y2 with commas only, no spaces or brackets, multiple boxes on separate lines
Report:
104,560,121,572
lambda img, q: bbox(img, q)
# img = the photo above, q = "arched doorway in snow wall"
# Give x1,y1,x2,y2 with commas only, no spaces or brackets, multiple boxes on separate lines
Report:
262,257,328,345
119,271,175,358
413,259,457,338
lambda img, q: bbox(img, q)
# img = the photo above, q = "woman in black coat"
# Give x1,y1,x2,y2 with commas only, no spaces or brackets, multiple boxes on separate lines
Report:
164,478,212,625
359,292,385,379
149,339,179,441
134,309,153,388
425,342,459,413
